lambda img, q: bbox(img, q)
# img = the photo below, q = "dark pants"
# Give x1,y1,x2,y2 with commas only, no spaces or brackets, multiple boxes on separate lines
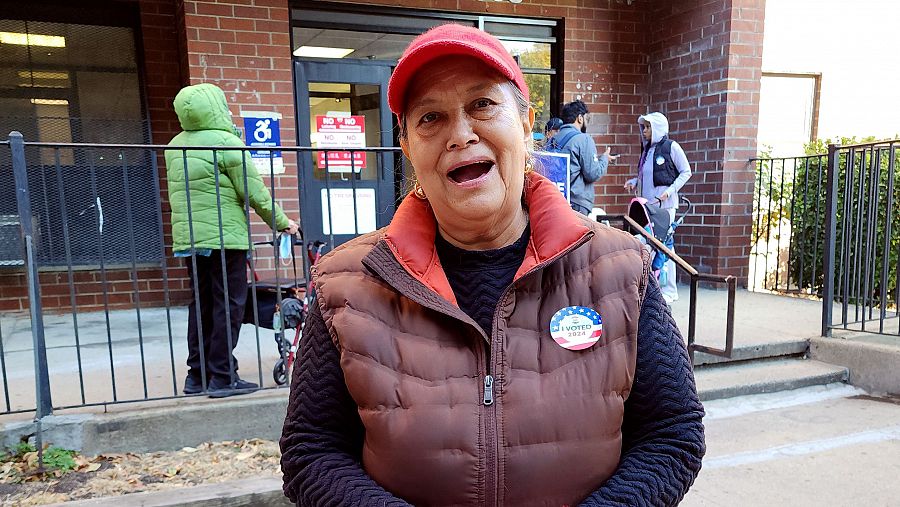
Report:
185,250,248,384
571,202,591,215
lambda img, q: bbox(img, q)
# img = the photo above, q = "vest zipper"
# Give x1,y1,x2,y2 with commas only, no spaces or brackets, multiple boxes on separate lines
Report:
484,318,499,507
484,231,595,506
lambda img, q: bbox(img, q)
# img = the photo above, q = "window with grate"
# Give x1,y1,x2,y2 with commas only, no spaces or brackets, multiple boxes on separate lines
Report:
0,17,162,268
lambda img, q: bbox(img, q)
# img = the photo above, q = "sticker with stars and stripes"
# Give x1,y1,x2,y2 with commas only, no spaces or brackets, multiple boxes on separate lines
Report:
549,306,603,351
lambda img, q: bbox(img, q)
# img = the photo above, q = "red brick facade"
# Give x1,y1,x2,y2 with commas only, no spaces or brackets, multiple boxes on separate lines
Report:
647,0,764,279
0,0,763,312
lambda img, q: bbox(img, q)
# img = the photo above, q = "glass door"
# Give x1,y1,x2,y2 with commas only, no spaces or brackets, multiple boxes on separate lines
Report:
294,60,395,254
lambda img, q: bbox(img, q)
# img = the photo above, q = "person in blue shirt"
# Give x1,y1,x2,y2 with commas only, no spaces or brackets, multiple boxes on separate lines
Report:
557,100,618,215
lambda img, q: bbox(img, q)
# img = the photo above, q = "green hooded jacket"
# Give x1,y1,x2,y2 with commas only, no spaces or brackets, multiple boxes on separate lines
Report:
165,83,289,252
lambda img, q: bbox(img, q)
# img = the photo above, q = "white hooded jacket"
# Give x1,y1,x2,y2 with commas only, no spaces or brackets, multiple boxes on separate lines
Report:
627,112,692,209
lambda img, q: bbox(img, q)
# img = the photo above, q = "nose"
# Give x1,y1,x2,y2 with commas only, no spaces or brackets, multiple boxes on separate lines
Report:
446,112,478,150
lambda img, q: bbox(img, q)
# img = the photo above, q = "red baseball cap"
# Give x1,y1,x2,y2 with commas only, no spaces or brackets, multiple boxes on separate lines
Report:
387,24,530,116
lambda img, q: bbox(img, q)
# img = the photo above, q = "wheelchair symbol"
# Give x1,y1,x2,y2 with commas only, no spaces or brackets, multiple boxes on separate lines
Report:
253,119,272,142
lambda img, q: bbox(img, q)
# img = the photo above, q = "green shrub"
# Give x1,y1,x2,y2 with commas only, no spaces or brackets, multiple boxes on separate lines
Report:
42,447,77,472
14,442,36,456
756,136,900,307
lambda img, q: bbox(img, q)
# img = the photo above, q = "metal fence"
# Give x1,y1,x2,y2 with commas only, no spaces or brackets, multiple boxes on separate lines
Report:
749,154,829,295
754,141,900,337
0,131,403,419
822,140,900,336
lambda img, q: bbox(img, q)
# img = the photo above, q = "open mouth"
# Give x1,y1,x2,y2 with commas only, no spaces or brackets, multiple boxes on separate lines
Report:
447,161,494,184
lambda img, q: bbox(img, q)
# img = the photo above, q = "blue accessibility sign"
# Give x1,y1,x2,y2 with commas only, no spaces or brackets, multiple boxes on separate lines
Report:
242,112,283,174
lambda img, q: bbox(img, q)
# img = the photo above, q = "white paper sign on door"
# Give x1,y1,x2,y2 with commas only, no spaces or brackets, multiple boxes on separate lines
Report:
321,188,377,235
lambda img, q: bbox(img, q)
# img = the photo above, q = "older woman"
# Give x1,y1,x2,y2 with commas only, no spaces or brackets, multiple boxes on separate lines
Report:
281,25,704,507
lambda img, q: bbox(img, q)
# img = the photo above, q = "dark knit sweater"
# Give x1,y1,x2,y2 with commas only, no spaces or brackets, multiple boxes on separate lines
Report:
281,261,705,506
435,224,531,335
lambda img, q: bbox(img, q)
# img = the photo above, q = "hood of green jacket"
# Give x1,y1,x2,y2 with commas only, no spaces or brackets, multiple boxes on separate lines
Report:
173,83,237,133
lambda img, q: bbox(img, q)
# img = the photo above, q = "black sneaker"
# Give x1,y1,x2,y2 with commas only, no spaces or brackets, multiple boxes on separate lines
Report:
207,378,259,398
183,374,205,395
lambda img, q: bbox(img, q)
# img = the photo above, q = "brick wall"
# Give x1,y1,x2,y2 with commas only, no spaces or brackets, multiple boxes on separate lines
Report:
556,1,650,214
140,0,184,143
0,268,175,312
139,0,193,307
648,0,765,282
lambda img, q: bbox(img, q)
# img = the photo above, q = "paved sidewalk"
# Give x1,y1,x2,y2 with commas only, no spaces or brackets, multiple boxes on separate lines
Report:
668,286,827,350
0,286,830,415
36,385,900,506
683,385,900,506
0,306,285,415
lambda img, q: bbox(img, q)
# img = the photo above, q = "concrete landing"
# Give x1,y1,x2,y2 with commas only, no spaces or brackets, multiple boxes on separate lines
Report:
0,285,841,414
670,286,827,364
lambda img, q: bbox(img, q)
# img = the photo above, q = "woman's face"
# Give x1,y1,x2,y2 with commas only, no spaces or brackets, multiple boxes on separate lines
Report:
400,56,534,229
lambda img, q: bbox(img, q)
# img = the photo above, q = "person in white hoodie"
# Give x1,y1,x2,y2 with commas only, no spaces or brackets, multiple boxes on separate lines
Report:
625,112,692,304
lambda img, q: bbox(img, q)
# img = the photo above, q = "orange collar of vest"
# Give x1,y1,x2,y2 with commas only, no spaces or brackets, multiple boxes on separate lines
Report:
383,172,591,306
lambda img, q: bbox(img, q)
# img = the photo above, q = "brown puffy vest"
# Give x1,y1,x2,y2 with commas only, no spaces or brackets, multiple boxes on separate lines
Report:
313,173,649,507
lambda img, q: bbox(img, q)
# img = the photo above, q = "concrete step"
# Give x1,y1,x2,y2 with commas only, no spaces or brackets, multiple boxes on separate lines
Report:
3,358,850,456
695,358,849,401
692,339,809,366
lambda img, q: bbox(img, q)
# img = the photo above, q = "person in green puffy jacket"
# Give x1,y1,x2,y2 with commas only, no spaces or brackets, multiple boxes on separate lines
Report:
165,83,298,398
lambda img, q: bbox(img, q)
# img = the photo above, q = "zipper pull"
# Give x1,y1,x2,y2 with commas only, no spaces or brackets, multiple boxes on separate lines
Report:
483,375,494,406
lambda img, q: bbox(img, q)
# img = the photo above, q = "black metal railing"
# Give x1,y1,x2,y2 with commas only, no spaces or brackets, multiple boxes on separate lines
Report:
597,213,736,363
822,140,900,336
749,154,829,295
0,132,403,419
0,117,159,268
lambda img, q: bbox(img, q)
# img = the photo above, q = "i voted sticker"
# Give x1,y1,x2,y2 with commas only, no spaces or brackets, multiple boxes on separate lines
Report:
549,306,603,351
655,156,666,165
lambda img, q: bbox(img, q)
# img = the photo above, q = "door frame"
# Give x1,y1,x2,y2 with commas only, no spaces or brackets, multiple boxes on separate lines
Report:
294,58,396,256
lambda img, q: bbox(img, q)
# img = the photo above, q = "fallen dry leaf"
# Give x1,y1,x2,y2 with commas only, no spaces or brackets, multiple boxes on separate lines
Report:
234,450,255,461
24,451,39,468
0,439,282,506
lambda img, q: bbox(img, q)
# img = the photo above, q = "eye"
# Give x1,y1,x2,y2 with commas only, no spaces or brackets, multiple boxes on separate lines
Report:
420,112,438,124
474,98,493,109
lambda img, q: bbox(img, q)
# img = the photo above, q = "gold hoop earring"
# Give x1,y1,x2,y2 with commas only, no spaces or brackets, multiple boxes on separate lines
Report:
413,182,427,200
524,158,534,174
